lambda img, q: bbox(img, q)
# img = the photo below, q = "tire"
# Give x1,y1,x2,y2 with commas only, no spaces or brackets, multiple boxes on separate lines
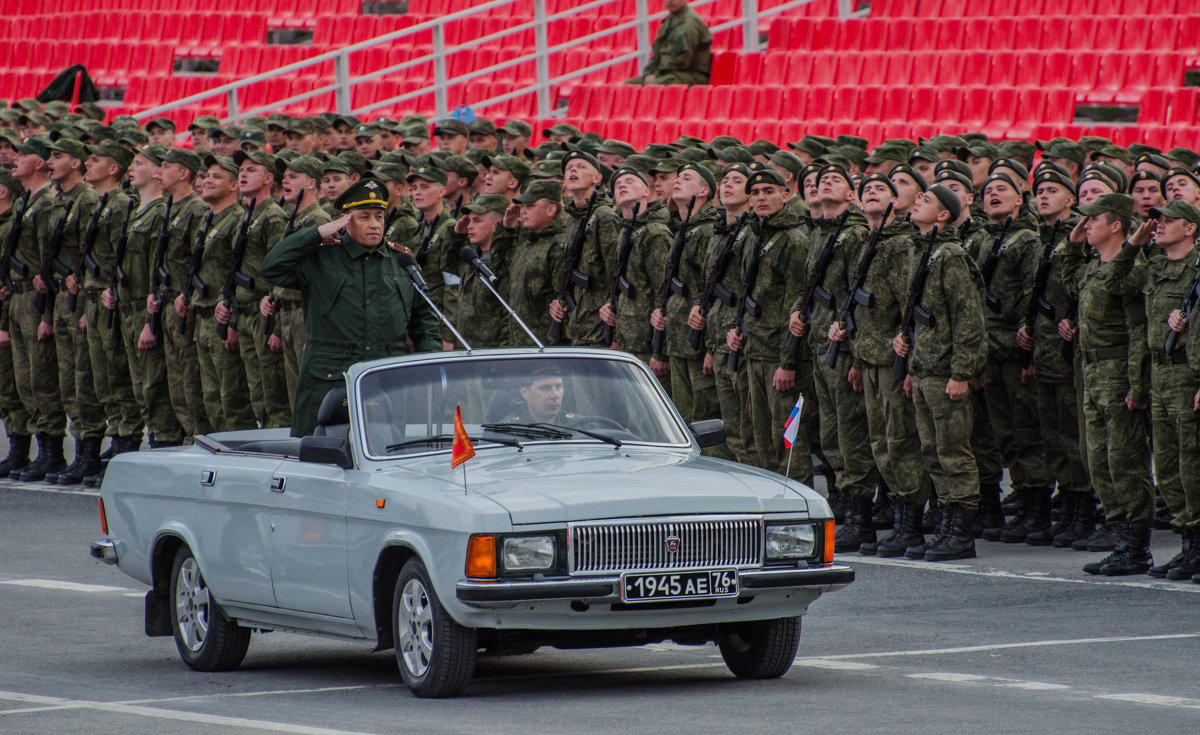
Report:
392,558,477,698
718,617,801,679
170,545,251,672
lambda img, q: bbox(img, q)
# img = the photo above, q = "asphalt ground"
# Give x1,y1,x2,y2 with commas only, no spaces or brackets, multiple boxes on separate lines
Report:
2,477,1198,734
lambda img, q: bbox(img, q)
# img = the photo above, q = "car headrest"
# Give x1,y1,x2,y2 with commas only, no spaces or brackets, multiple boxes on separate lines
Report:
317,386,350,427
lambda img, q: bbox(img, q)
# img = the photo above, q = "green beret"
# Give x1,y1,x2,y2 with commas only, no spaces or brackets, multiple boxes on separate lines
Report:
1078,193,1135,219
1129,169,1161,189
610,166,647,187
788,135,827,158
718,146,754,164
1128,143,1163,159
981,173,1019,193
745,167,786,193
817,164,852,188
597,139,636,158
1162,167,1200,198
1167,147,1200,168
934,159,972,179
835,134,870,149
748,139,780,156
708,135,742,150
864,141,909,165
927,184,962,222
622,153,657,178
888,163,928,191
1042,142,1085,167
678,161,716,195
988,157,1029,183
1075,170,1115,194
334,178,388,210
562,148,603,174
996,140,1037,166
723,163,754,181
1032,169,1075,195
956,141,999,161
858,172,897,199
933,169,973,191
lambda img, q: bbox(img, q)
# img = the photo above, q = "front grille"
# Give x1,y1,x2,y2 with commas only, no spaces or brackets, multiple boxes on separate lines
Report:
568,516,763,575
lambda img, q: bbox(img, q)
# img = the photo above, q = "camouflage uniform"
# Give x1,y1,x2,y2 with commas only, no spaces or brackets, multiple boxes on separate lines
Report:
456,241,506,348
81,190,139,441
160,192,213,438
0,210,31,441
235,198,289,428
192,203,256,432
1062,239,1155,527
385,199,419,246
627,5,712,85
743,207,811,484
410,205,454,341
706,213,757,466
613,200,673,366
906,228,988,510
46,182,106,442
852,217,931,506
493,215,568,348
798,210,876,500
116,196,182,444
965,215,1051,493
661,201,721,428
7,185,62,436
562,192,621,347
1111,243,1198,530
276,202,331,402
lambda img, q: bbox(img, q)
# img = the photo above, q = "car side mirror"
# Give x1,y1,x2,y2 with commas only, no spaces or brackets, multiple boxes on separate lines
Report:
298,435,354,469
688,419,726,449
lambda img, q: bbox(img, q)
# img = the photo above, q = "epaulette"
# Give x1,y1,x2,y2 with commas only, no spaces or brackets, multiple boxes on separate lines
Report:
387,241,412,255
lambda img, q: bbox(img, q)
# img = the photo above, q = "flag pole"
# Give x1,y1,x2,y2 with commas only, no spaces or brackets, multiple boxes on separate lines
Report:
785,444,794,482
462,463,468,494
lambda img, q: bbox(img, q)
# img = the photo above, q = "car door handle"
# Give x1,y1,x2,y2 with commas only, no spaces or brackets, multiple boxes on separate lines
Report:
270,476,286,493
200,470,215,486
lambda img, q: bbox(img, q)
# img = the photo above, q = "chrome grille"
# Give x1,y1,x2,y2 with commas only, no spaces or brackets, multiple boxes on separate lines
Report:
568,516,763,575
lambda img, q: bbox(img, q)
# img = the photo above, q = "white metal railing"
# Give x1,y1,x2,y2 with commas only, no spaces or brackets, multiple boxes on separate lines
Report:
134,0,864,132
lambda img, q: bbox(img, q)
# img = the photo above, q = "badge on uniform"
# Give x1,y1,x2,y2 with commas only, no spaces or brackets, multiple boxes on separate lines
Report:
387,241,412,254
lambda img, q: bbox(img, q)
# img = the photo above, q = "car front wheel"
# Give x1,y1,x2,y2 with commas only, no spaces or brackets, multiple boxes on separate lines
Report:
718,617,801,679
170,545,251,671
392,558,477,698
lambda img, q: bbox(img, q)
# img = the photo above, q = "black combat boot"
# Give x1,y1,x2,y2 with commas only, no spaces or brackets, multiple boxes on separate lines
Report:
861,499,900,556
921,496,942,534
974,482,1004,539
879,500,926,558
1165,528,1200,580
1032,490,1075,546
990,488,1028,542
871,483,893,531
57,436,102,485
0,433,31,478
46,438,84,484
1149,530,1189,578
1084,524,1137,574
1080,521,1126,552
835,494,875,553
1020,487,1056,545
908,501,947,560
1098,524,1152,576
1056,494,1096,548
15,434,66,482
827,486,846,525
925,505,977,561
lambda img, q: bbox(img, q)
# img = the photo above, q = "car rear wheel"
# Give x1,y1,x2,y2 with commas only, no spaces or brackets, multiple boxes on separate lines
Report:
718,617,801,679
170,545,251,671
393,558,477,698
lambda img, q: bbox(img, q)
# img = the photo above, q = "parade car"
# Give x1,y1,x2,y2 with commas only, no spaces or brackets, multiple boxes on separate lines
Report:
90,348,853,698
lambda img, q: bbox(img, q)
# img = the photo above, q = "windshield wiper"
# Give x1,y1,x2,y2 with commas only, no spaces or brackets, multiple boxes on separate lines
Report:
532,422,622,448
481,422,571,439
385,433,523,453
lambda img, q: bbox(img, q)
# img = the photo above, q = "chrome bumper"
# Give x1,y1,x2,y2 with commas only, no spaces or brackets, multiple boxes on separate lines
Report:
90,539,118,565
456,564,854,606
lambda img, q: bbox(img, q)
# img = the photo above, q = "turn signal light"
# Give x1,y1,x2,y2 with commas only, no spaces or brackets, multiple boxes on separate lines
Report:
822,519,835,564
466,534,497,578
98,498,108,535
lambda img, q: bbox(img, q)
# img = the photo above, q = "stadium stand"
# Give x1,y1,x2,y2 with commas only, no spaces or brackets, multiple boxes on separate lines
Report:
0,0,1199,150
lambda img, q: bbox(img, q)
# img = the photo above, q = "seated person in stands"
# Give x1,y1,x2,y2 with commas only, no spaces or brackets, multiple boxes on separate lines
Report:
626,0,712,86
500,367,576,425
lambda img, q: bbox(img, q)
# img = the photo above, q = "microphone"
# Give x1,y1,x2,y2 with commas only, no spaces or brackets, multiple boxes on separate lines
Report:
459,246,498,285
396,251,429,292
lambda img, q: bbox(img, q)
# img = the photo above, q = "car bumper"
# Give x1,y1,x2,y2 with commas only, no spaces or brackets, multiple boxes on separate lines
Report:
456,564,854,606
90,539,118,565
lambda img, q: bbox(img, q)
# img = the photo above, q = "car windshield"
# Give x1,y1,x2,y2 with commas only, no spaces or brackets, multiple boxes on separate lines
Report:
357,355,691,458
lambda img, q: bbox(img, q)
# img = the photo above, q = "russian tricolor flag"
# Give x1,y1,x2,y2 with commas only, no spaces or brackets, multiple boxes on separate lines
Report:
782,394,804,449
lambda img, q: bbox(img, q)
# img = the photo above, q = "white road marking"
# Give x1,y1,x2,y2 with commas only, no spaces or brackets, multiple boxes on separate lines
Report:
798,632,1200,661
1095,693,1200,709
0,689,381,735
0,579,135,594
997,681,1070,691
0,481,97,497
844,555,1200,594
907,672,989,683
792,659,879,670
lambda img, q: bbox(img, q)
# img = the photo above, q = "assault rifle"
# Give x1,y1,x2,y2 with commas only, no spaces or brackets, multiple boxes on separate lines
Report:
105,199,137,329
651,195,696,355
34,209,70,315
601,201,640,346
979,215,1013,314
786,209,850,358
0,191,32,292
67,192,110,313
824,203,892,368
216,198,256,341
727,215,766,372
893,226,940,379
1018,219,1061,369
178,210,214,335
688,211,750,351
144,195,173,337
1164,247,1200,355
261,191,303,336
549,190,597,345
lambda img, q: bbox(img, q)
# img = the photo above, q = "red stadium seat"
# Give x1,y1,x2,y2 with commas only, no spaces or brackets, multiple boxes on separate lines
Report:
884,53,913,86
960,87,989,129
859,52,889,87
810,56,836,86
836,52,864,86
987,51,1019,87
757,85,784,120
837,20,864,52
885,18,914,50
937,54,965,87
1138,88,1170,124
829,86,857,121
782,86,807,119
909,86,937,121
857,85,885,121
1120,16,1153,51
910,19,940,51
1014,50,1044,87
881,85,910,122
935,87,963,123
1090,53,1129,103
806,85,834,121
1167,88,1200,126
1117,51,1161,104
760,51,791,85
730,85,757,121
1070,52,1101,100
1067,16,1098,49
1152,52,1185,88
706,86,734,118
786,53,815,86
935,19,967,51
908,51,940,87
857,19,888,52
656,84,687,118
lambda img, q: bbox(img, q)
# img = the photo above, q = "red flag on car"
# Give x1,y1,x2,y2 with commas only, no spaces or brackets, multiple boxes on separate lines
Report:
451,405,475,468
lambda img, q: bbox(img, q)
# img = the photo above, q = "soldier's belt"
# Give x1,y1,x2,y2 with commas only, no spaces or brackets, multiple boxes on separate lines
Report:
6,280,30,294
234,302,258,316
1150,350,1189,366
118,301,144,317
1080,345,1127,363
83,288,104,303
191,305,215,319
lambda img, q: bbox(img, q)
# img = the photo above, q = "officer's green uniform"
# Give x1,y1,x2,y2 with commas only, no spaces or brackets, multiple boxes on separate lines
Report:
627,4,712,85
259,179,442,437
493,180,569,348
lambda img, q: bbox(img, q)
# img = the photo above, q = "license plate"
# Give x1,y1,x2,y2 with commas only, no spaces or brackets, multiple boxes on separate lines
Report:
620,569,738,603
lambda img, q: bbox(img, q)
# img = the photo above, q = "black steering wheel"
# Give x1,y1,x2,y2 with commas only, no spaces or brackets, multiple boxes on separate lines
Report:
567,415,625,431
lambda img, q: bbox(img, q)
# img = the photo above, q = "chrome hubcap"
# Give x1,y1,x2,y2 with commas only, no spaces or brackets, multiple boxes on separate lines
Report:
398,578,434,677
175,558,210,652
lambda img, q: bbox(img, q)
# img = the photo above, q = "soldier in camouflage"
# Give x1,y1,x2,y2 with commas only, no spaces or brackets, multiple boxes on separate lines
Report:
494,180,568,348
0,171,30,476
452,194,510,348
626,0,712,86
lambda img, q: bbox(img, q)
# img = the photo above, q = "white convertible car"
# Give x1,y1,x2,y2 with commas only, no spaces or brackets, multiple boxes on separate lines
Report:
91,348,853,697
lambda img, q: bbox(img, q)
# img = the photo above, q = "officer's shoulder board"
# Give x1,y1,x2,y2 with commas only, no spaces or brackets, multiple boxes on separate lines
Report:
386,241,411,255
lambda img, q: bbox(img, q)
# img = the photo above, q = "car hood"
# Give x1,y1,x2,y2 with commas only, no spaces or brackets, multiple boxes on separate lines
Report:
381,446,814,525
